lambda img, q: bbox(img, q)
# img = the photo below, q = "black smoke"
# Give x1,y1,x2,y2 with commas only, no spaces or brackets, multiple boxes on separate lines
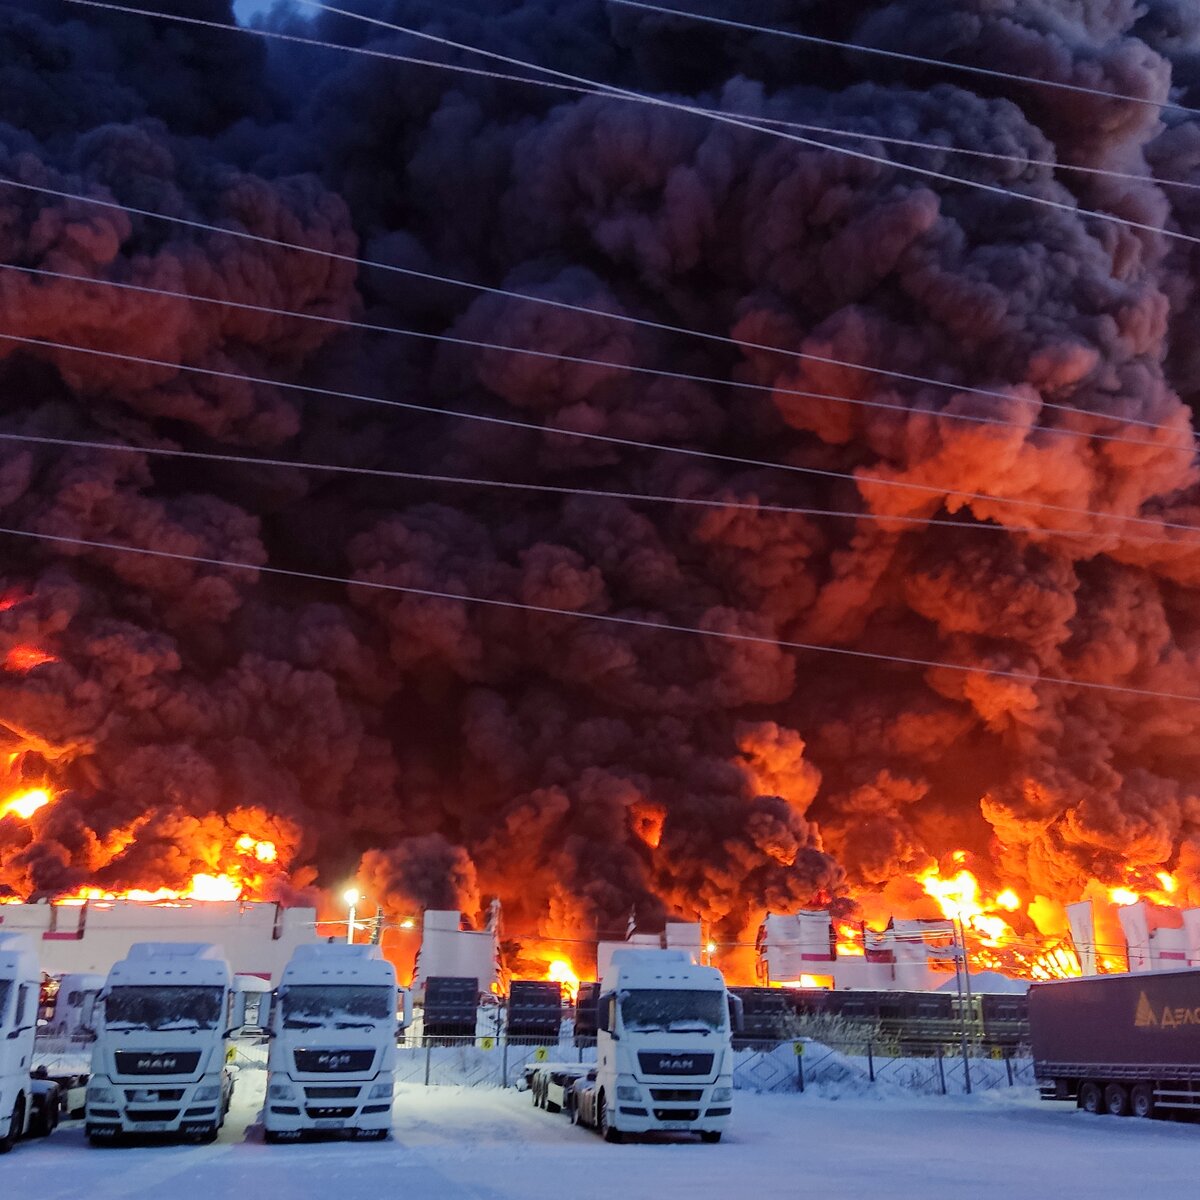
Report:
1,1,1199,964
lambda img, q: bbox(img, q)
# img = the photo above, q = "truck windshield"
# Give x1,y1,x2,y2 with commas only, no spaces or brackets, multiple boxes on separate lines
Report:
105,986,224,1031
620,989,727,1034
281,985,393,1029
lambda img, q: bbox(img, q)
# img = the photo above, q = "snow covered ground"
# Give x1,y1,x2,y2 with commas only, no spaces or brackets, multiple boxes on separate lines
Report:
5,1076,1199,1199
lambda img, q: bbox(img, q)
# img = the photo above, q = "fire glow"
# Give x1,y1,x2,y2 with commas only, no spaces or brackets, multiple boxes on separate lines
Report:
0,787,51,821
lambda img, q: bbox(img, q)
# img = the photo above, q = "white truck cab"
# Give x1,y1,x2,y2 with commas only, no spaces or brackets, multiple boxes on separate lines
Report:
85,942,251,1145
572,949,733,1143
0,933,63,1152
262,942,401,1143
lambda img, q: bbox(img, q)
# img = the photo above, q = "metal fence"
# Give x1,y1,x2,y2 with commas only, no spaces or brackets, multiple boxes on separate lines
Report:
36,1030,1034,1099
366,1035,1034,1096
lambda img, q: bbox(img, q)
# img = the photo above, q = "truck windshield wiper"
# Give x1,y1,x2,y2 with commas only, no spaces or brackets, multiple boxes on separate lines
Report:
283,1017,323,1030
334,1019,376,1030
666,1024,712,1034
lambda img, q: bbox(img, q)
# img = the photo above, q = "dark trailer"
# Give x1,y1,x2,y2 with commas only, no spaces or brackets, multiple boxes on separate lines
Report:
1030,968,1200,1118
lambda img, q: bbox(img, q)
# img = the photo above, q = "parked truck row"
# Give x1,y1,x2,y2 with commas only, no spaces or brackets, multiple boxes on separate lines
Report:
11,930,1200,1154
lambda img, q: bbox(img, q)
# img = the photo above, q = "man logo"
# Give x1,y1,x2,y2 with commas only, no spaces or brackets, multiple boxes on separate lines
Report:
1135,993,1158,1028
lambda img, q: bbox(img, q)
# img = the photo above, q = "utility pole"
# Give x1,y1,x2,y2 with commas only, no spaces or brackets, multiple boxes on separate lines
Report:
953,918,973,1095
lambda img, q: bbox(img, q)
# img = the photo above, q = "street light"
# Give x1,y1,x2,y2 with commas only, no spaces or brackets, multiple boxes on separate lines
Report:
344,888,360,944
399,916,415,930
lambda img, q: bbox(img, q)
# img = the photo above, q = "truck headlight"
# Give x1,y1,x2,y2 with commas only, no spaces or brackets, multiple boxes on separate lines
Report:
616,1086,640,1101
711,1086,733,1103
268,1083,295,1101
193,1085,222,1102
368,1083,393,1100
88,1086,116,1104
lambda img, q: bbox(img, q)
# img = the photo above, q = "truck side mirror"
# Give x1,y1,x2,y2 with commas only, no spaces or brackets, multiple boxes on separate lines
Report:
397,987,413,1032
727,991,744,1034
598,994,618,1039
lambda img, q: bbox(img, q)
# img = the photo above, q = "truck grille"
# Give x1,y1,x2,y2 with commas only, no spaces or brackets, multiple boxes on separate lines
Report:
305,1106,356,1119
304,1086,360,1099
115,1051,201,1076
294,1049,375,1073
653,1107,699,1122
637,1052,714,1076
125,1088,185,1102
125,1108,180,1123
650,1089,703,1102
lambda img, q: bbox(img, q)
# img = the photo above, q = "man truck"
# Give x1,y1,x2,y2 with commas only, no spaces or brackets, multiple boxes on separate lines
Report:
1030,968,1200,1118
527,949,734,1143
84,942,253,1145
262,942,401,1142
0,933,63,1153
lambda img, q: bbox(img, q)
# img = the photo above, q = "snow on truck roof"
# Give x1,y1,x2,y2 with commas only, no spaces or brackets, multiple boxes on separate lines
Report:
108,941,231,986
282,942,396,984
601,948,725,991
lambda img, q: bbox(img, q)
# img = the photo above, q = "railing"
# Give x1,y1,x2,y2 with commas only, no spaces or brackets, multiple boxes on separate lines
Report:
37,1028,1034,1097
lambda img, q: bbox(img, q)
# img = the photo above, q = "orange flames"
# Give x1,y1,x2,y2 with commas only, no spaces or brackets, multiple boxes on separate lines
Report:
1,774,285,905
4,645,56,672
0,786,52,821
546,957,581,1001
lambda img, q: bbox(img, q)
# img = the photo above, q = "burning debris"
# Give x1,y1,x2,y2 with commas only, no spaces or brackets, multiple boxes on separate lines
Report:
1,2,1200,982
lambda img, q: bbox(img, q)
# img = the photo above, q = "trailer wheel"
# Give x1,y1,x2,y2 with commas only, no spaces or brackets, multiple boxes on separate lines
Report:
1104,1084,1130,1117
1078,1082,1103,1115
1131,1084,1156,1119
0,1096,25,1154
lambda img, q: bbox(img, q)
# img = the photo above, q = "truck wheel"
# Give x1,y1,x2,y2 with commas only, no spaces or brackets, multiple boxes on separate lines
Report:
1078,1082,1103,1115
1131,1085,1155,1119
0,1096,25,1154
31,1095,58,1137
700,1131,722,1144
598,1094,623,1144
1104,1084,1130,1117
545,1097,561,1115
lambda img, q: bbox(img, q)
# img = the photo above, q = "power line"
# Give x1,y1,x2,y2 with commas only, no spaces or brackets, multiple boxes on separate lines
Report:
7,261,1194,458
2,174,1193,452
63,0,1200,263
608,0,1200,121
63,0,1200,196
5,328,1199,537
0,518,1198,704
0,425,1194,550
292,0,1200,253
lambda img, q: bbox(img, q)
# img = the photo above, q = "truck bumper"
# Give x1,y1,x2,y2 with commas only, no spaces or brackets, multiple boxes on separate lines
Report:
611,1106,731,1136
263,1078,393,1137
85,1074,227,1140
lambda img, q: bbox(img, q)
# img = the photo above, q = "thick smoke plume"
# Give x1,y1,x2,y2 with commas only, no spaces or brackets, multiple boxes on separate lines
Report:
2,0,1200,965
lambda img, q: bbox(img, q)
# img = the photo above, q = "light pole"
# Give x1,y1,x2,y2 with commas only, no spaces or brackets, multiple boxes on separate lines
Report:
344,887,360,944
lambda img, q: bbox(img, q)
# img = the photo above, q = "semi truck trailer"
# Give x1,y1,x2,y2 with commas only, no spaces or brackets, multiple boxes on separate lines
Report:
1030,968,1200,1118
529,949,734,1143
85,942,254,1144
262,942,401,1142
0,934,62,1152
